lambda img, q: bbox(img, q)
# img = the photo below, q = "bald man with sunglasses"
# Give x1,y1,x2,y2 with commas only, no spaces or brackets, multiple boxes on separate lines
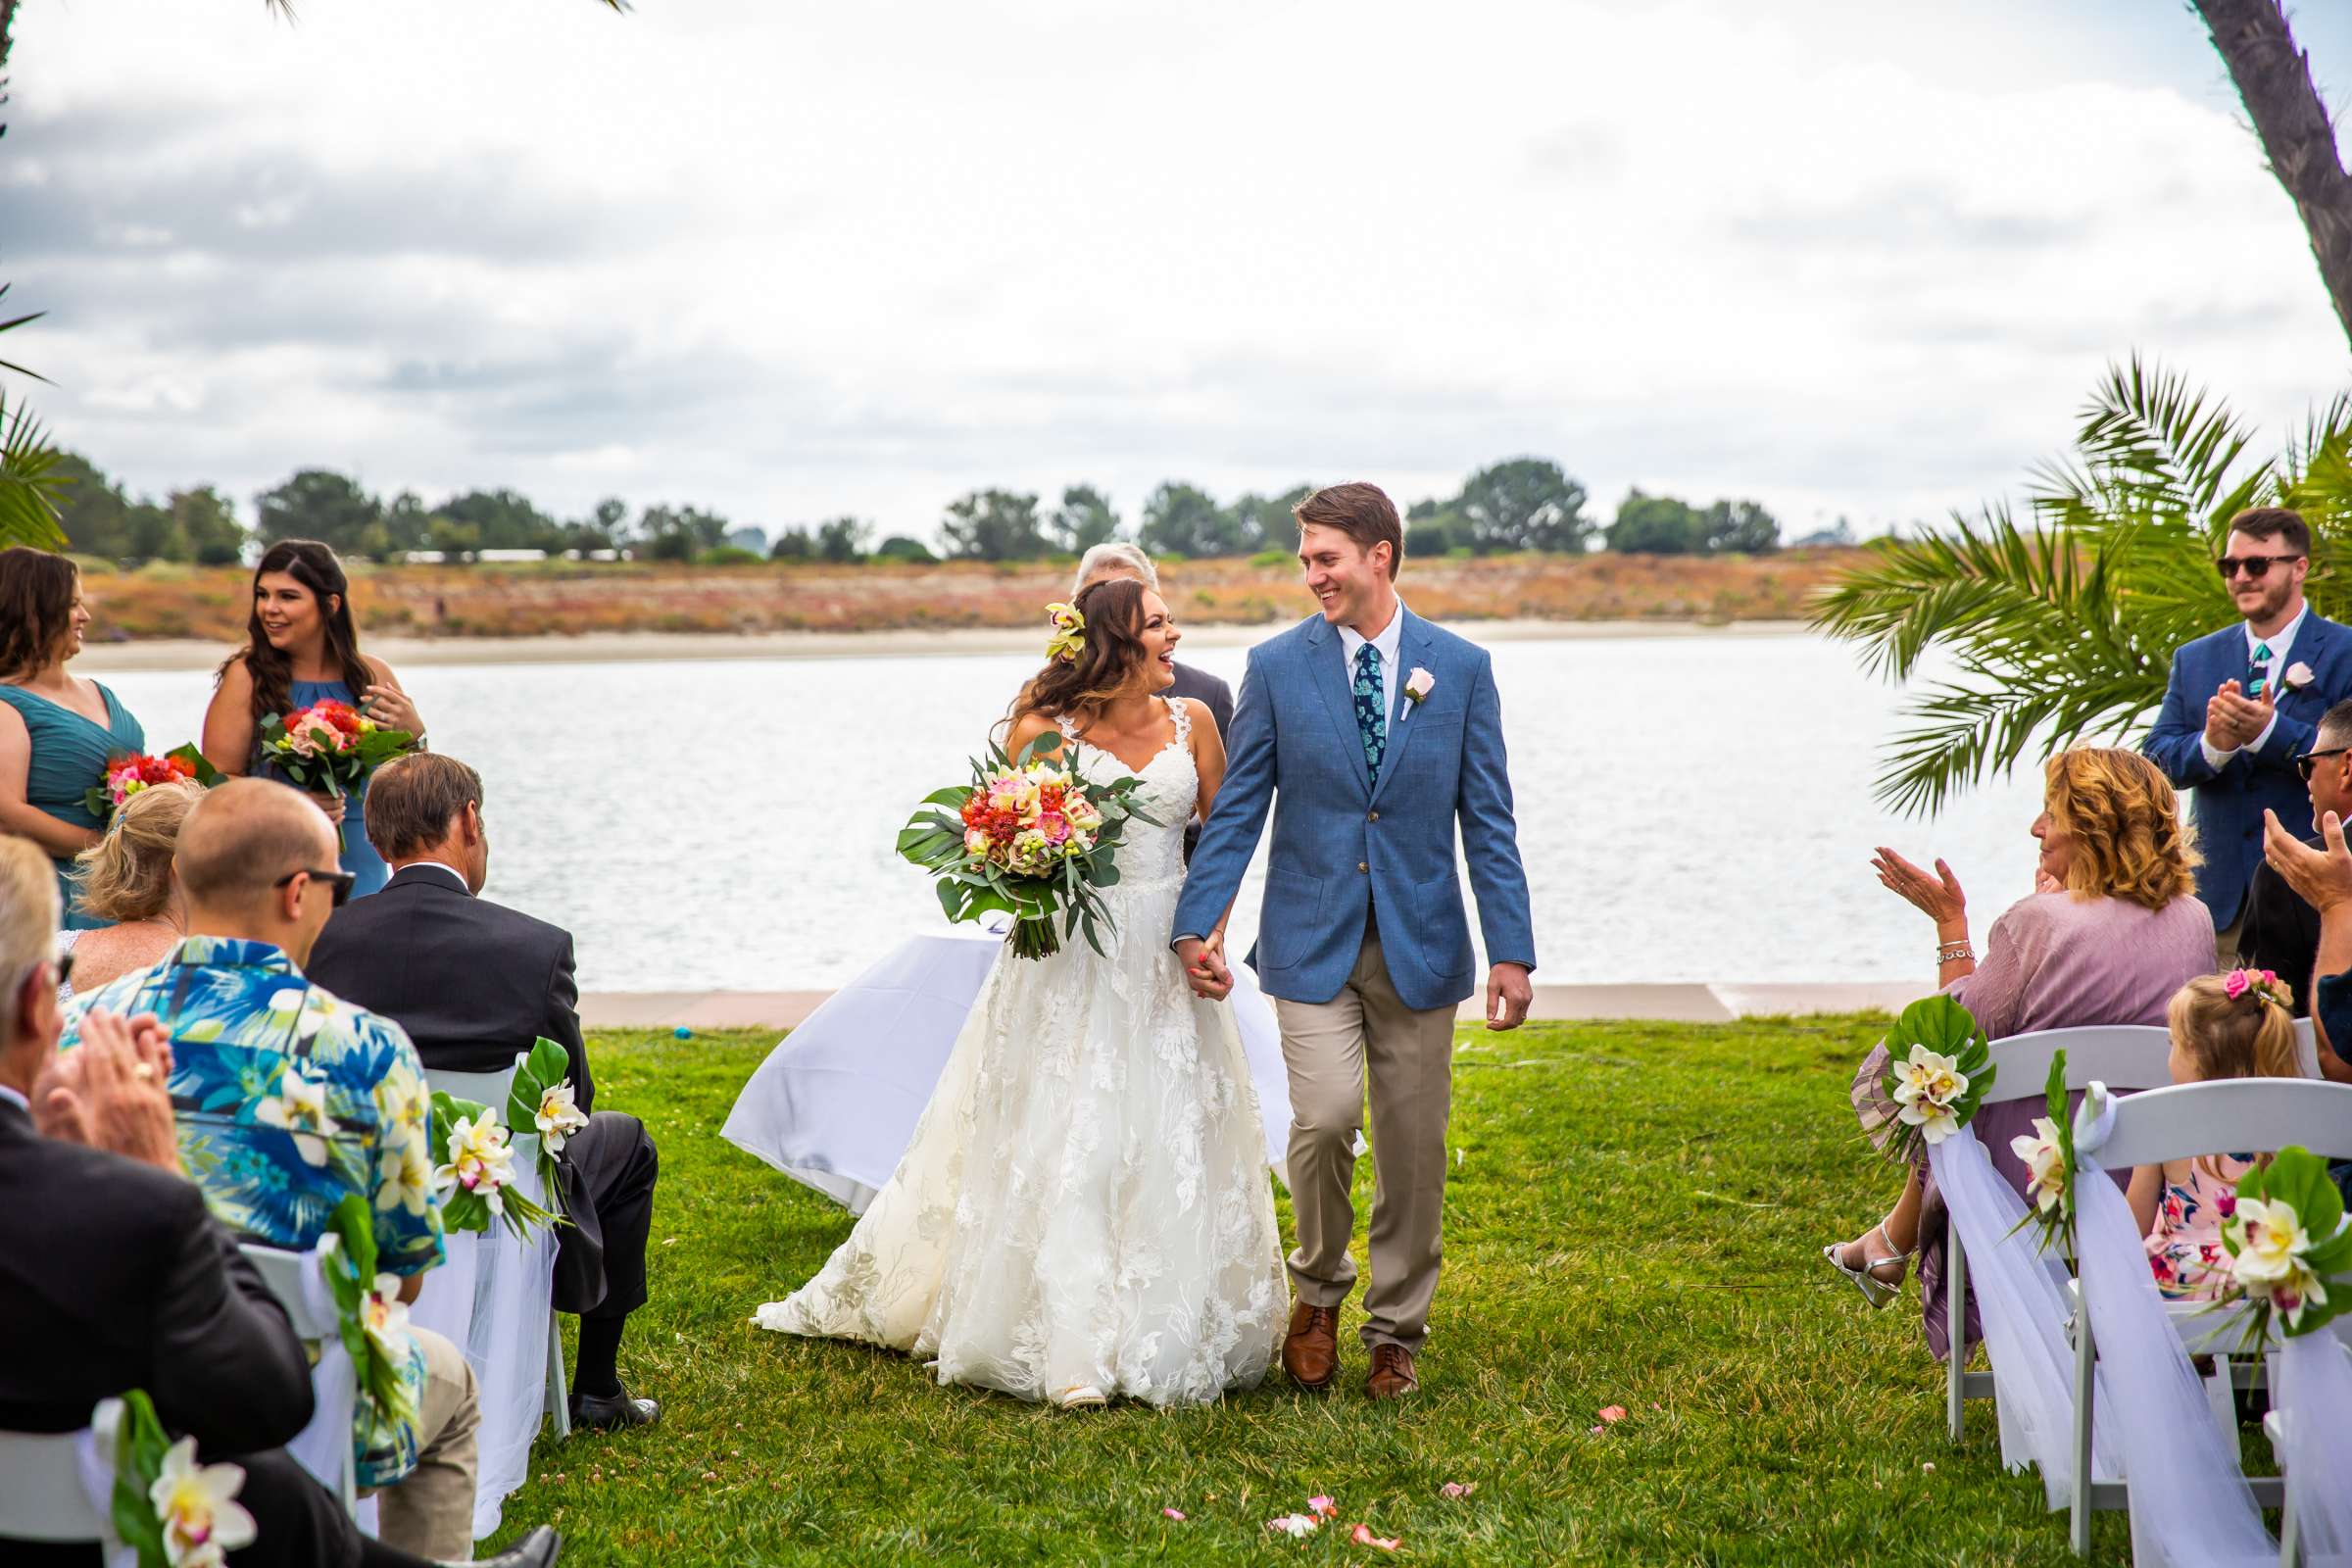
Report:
2144,507,2352,957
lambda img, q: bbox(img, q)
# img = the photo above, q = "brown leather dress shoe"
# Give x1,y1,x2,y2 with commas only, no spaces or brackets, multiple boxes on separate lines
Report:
1365,1343,1420,1400
1283,1300,1340,1391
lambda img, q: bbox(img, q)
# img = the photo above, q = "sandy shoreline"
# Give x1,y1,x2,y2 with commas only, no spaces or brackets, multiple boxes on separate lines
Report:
74,618,1813,672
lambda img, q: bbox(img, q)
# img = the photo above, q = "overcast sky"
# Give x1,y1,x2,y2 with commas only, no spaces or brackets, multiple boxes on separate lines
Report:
11,0,2352,542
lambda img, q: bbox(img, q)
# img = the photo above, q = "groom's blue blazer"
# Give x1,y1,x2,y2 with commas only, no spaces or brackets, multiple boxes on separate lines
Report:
1172,608,1537,1012
2141,612,2352,929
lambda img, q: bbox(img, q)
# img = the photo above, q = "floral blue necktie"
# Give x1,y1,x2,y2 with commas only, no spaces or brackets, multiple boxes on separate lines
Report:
1352,643,1387,786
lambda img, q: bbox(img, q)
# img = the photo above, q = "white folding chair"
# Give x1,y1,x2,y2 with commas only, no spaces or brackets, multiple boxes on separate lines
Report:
423,1060,568,1541
1944,1026,2174,1446
2291,1016,2322,1081
238,1241,361,1519
2067,1078,2352,1556
0,1427,109,1544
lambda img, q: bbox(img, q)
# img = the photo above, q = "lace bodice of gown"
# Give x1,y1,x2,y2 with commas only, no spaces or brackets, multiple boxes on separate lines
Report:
754,693,1286,1406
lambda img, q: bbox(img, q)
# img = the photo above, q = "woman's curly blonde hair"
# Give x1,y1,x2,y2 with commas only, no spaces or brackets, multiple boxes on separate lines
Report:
72,778,203,924
2042,748,2199,911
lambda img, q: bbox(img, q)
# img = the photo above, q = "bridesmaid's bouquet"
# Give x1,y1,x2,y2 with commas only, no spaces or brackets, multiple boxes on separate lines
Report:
899,732,1157,959
83,744,220,822
258,699,416,847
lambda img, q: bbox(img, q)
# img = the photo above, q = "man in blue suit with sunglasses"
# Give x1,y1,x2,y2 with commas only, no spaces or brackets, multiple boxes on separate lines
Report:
2144,508,2352,957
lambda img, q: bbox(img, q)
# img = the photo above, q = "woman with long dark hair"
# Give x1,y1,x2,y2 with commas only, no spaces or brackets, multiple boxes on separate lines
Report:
753,576,1286,1409
0,548,148,928
201,539,425,898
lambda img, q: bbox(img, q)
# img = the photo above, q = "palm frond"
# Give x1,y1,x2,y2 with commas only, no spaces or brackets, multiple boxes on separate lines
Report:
0,282,46,383
0,391,69,550
1813,356,2336,815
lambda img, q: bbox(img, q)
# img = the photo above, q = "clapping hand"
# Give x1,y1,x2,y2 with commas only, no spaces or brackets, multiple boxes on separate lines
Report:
2205,679,2274,751
2265,808,2352,912
33,1008,180,1173
1872,847,1967,927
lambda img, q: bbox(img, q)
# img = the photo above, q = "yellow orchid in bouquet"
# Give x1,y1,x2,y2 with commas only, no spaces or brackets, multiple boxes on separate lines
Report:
99,1390,257,1568
2007,1052,2080,1256
2212,1147,2352,1345
427,1090,560,1240
1872,995,1994,1166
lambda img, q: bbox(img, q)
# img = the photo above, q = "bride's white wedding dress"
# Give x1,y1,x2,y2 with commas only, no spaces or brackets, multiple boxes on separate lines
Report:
753,698,1286,1405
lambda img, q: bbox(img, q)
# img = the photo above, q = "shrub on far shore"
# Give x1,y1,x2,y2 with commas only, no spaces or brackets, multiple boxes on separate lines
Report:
697,545,764,566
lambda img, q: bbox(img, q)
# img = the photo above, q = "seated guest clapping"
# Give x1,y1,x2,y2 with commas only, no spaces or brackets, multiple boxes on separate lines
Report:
2131,970,2301,1299
307,754,663,1432
0,836,559,1568
56,777,204,1001
59,779,485,1563
1827,748,2214,1359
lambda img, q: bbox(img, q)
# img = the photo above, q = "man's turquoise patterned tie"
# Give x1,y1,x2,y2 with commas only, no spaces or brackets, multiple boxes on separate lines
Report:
2251,641,2273,701
1353,643,1387,786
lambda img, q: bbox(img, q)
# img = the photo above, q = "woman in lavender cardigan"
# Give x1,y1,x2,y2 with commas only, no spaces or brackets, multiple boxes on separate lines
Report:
1827,747,2213,1359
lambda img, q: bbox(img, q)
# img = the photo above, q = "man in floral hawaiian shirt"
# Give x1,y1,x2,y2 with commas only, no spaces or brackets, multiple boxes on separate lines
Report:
63,779,481,1562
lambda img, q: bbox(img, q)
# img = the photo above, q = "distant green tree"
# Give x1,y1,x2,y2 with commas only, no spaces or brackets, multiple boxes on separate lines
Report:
874,534,937,564
257,468,380,552
1606,489,1708,554
636,503,732,560
769,527,814,561
122,500,178,562
440,488,561,551
53,452,136,558
941,489,1049,561
1048,485,1120,553
1455,458,1592,553
1406,508,1468,557
1140,481,1242,558
1701,498,1781,554
1229,485,1311,553
170,486,245,564
426,517,481,559
816,515,870,563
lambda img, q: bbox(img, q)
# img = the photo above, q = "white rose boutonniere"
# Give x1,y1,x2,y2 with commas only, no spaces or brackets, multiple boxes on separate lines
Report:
1402,667,1436,706
2285,660,2316,692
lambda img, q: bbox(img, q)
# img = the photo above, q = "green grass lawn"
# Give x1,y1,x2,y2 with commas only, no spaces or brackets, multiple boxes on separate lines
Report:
480,1017,2140,1565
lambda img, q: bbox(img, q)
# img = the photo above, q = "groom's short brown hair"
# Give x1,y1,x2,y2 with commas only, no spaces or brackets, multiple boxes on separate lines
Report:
1294,483,1404,580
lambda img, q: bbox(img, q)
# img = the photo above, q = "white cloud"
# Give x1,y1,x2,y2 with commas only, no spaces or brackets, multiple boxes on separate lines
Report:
13,0,2352,539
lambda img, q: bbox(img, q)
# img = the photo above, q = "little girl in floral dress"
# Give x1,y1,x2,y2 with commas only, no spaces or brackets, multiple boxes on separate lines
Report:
2131,968,2302,1299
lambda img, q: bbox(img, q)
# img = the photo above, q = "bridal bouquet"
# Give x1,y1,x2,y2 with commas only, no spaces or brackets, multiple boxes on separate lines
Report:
1871,995,1994,1166
83,744,220,821
898,731,1157,959
257,699,416,847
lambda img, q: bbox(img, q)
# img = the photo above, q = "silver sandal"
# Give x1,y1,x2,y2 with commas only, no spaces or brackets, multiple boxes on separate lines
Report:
1822,1224,1910,1309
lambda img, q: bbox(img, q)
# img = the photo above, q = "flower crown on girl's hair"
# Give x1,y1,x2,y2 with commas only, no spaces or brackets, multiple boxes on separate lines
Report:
1044,602,1086,663
2222,967,2293,1011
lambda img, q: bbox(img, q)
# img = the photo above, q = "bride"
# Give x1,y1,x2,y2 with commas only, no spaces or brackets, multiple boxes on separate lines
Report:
753,577,1286,1407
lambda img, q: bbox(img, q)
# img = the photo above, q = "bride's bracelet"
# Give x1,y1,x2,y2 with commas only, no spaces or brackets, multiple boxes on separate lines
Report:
1936,939,1974,965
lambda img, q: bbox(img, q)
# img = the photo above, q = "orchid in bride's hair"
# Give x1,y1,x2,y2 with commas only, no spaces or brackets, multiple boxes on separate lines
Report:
1044,602,1087,663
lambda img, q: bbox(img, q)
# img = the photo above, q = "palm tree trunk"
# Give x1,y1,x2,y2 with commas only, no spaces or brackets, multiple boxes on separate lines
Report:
2194,0,2352,351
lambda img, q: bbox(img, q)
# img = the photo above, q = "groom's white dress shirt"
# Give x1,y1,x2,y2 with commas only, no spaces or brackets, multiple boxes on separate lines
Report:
1339,602,1407,733
2200,603,2308,772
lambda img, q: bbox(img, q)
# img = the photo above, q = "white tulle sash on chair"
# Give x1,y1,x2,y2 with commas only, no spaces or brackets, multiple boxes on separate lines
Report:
2275,1328,2352,1567
1926,1126,2120,1506
2071,1096,2278,1568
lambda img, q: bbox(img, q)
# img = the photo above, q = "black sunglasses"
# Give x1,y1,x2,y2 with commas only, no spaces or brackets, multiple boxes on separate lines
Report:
53,950,74,989
2296,747,2352,782
2217,553,2304,581
274,866,358,907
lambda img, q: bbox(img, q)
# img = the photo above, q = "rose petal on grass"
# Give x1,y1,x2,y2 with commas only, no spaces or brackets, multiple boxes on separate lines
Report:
1308,1495,1338,1519
1266,1514,1320,1537
1440,1482,1476,1499
1588,1424,1605,1436
1162,1508,1186,1521
1598,1405,1627,1423
1350,1524,1403,1551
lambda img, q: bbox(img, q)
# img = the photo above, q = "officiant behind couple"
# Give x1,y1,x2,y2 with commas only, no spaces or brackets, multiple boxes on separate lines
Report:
752,481,1534,1408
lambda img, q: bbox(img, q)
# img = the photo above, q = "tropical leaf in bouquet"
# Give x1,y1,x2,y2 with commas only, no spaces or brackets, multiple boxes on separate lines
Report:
321,1193,416,1426
2229,1146,2352,1339
107,1389,173,1568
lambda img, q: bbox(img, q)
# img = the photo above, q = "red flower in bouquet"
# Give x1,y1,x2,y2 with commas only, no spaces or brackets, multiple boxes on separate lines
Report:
257,701,417,847
82,744,222,821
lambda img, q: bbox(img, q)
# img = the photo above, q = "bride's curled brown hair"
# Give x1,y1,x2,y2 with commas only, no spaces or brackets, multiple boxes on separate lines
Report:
1011,577,1152,726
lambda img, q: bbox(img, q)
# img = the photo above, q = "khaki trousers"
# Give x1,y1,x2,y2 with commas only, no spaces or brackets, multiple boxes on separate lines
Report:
1272,929,1457,1351
375,1323,481,1560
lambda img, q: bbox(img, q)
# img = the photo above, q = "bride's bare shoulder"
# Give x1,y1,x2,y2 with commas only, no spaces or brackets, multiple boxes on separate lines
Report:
1004,708,1067,760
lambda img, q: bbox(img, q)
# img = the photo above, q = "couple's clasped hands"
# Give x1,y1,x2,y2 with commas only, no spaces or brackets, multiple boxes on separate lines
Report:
1174,933,1536,1031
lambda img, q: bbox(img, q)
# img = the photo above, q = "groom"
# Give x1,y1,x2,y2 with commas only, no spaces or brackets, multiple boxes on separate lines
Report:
1172,481,1535,1400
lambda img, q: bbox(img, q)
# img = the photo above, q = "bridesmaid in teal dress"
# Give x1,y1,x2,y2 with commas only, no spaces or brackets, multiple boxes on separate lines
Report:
0,548,148,928
201,540,426,899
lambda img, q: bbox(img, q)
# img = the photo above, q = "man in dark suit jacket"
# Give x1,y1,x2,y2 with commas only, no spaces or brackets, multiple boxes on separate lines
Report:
1073,542,1234,861
0,839,557,1568
2143,507,2352,953
306,756,662,1434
